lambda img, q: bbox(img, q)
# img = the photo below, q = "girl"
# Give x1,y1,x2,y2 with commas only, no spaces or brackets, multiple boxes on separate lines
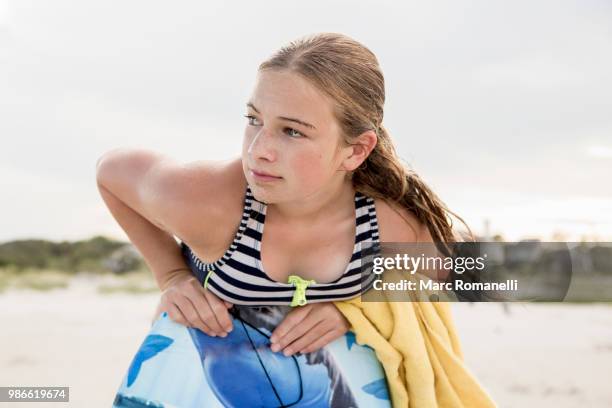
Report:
99,32,472,407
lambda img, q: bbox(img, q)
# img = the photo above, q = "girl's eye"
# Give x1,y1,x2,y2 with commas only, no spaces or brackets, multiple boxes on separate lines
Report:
244,114,261,126
283,127,303,138
244,115,304,138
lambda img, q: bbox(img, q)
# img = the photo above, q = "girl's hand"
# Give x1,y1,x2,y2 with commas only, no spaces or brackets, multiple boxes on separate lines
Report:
151,271,234,337
269,302,351,356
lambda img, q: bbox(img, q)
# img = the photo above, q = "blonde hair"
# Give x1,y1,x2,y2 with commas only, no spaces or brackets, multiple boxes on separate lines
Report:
259,33,474,250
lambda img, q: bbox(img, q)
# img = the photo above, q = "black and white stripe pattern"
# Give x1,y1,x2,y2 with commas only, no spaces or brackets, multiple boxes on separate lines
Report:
181,185,380,306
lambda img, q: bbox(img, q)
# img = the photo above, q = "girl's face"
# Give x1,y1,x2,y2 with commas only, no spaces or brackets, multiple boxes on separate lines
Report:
242,69,349,204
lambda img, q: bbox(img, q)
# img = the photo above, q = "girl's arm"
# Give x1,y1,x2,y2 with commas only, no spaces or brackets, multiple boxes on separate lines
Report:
95,148,235,335
96,148,197,290
96,181,189,291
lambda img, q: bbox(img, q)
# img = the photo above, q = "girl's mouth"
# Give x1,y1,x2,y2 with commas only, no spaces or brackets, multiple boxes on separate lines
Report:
250,169,282,182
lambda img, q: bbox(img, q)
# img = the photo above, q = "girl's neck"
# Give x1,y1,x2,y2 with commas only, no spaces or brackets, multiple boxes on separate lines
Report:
267,177,355,226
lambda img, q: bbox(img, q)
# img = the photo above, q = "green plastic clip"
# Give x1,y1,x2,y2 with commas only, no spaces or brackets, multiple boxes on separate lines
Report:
287,275,316,307
203,269,214,290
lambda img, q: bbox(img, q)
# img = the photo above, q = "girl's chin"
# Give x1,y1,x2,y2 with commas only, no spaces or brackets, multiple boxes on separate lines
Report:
248,184,276,203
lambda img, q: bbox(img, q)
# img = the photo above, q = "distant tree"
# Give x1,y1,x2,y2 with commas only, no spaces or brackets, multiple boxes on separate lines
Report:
0,235,133,273
103,245,143,274
591,246,612,273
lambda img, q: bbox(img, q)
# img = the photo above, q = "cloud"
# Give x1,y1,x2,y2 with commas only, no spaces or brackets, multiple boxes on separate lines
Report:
473,56,587,90
586,145,612,159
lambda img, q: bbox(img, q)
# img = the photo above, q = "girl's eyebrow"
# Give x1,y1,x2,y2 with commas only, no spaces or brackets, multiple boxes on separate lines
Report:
246,102,317,130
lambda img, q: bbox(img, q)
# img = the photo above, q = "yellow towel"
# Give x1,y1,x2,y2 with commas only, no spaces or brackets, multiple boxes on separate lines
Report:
334,270,497,408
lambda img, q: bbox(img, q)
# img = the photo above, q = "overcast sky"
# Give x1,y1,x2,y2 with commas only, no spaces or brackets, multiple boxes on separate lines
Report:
1,0,611,242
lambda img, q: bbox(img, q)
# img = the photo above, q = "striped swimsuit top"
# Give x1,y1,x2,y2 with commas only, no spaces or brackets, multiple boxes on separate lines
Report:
180,185,380,306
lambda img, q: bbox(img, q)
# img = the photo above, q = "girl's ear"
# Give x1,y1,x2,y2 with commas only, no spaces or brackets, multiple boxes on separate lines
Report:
341,130,377,172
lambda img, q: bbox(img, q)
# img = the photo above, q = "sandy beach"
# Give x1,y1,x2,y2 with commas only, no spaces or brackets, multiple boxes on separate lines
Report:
0,275,611,407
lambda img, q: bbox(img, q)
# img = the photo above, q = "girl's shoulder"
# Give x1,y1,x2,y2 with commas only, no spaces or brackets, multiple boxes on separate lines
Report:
373,198,433,243
171,156,248,250
96,149,246,252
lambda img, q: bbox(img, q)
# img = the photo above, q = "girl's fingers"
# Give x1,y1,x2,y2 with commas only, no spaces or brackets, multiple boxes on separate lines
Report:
202,288,234,334
270,304,312,344
271,308,325,352
184,286,222,335
166,301,189,326
296,329,342,355
173,293,214,335
162,277,234,337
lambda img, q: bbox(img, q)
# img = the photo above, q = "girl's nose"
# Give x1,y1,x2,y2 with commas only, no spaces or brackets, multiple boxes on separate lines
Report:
248,129,277,162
